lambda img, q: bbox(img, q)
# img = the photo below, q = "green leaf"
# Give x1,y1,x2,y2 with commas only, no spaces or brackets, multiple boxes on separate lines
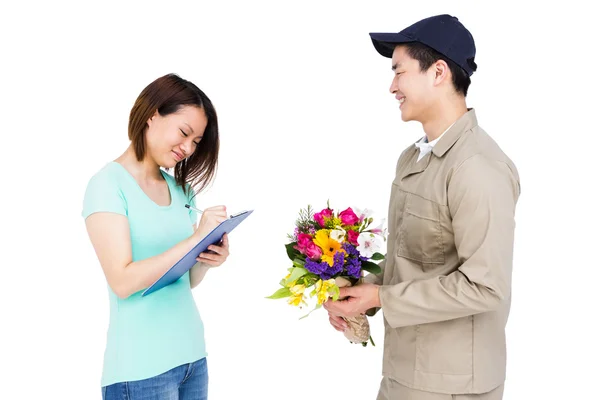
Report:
286,266,308,285
292,257,306,269
266,287,292,299
285,243,300,261
361,260,382,275
302,275,319,289
371,252,385,261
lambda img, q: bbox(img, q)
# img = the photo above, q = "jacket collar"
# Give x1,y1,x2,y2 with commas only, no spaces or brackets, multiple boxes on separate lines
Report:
431,108,478,158
399,109,478,180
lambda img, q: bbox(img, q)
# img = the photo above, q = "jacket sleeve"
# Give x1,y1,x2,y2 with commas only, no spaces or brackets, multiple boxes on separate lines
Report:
378,154,520,328
362,258,386,316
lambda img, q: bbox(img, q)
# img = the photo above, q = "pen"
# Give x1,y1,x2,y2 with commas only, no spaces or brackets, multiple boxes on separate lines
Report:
185,204,245,219
184,204,203,215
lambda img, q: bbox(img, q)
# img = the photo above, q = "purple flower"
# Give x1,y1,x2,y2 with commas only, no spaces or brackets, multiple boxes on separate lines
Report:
347,257,362,278
340,243,366,278
322,251,344,280
305,251,346,280
305,258,329,276
342,242,359,257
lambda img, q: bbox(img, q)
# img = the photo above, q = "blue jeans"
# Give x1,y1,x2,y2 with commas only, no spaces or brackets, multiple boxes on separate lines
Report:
102,358,208,400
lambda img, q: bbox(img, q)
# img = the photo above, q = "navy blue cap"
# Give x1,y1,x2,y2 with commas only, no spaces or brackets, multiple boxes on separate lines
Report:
369,14,477,76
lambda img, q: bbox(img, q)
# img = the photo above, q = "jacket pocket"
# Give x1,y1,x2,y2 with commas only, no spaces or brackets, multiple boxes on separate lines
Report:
416,316,474,375
396,193,445,264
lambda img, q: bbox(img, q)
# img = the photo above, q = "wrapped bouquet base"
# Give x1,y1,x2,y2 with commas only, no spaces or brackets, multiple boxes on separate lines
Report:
335,277,372,345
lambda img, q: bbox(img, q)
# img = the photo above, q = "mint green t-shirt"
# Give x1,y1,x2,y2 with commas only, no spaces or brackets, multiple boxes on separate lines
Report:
82,162,207,387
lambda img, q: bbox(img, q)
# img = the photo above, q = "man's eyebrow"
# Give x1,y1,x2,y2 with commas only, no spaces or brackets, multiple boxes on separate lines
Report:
392,63,402,71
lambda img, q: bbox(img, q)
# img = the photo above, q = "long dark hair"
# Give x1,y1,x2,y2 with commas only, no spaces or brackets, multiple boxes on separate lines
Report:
128,73,219,197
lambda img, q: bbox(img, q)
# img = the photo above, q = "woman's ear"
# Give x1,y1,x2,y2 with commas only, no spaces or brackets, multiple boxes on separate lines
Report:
146,109,159,126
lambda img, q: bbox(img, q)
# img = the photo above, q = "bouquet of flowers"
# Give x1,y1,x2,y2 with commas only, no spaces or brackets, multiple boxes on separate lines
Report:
267,203,386,346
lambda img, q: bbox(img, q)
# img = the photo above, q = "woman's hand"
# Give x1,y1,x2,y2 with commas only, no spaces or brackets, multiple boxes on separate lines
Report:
196,233,230,267
193,205,228,240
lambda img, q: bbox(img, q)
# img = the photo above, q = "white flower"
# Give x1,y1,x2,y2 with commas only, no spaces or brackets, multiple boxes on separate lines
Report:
354,207,373,221
330,226,346,243
369,219,388,240
357,232,383,258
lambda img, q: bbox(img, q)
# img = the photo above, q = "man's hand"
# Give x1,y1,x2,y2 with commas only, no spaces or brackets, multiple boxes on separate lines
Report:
323,283,381,318
328,312,348,332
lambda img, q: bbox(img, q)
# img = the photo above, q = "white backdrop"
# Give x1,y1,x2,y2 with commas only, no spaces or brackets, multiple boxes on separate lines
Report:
1,1,599,399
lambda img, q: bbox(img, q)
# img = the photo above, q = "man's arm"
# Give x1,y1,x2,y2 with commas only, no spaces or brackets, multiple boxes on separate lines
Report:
377,154,520,328
363,258,386,316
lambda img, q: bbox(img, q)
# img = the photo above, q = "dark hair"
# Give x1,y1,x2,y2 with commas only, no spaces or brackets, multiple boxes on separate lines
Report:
128,73,219,197
402,42,471,96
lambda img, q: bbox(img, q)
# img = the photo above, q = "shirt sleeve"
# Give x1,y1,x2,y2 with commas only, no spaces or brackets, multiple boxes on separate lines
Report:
82,169,127,219
378,154,520,328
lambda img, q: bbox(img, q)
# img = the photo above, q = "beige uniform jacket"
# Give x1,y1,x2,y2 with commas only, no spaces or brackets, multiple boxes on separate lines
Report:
365,109,520,395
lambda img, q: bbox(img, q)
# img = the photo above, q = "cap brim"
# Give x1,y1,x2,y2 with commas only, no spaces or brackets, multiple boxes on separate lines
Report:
369,32,414,58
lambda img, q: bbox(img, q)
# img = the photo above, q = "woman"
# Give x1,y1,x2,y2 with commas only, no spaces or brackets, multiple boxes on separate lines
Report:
82,73,229,399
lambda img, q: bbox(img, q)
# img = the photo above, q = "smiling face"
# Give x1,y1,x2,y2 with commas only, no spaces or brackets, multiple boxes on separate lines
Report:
389,45,438,123
145,105,208,169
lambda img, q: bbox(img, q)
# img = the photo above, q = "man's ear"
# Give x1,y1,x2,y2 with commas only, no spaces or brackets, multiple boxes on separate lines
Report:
433,59,450,86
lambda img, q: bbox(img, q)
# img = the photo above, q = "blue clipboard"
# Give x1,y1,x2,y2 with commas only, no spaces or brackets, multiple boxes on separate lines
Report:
142,210,254,297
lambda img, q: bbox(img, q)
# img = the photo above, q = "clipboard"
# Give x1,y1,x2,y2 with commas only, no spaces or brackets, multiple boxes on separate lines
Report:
142,210,254,296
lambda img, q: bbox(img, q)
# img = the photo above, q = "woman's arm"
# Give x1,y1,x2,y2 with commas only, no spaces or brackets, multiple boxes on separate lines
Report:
189,263,211,288
189,232,230,289
85,207,227,298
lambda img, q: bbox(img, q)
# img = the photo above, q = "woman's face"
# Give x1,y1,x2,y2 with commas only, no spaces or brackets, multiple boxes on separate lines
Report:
145,105,207,168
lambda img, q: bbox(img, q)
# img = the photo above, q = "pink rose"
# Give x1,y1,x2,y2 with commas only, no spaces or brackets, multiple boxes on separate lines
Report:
294,233,313,254
347,230,359,246
314,208,333,227
297,233,312,248
339,207,359,226
305,242,323,260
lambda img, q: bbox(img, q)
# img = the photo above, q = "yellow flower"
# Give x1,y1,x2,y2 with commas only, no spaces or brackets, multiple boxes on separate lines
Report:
289,284,305,296
288,284,306,307
313,229,344,266
315,279,337,305
283,272,296,288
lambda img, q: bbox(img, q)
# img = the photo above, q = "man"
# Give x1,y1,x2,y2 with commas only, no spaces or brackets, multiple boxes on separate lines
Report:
323,14,520,400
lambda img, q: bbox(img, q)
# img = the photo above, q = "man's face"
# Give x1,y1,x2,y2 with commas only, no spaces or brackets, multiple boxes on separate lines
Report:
389,45,436,123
